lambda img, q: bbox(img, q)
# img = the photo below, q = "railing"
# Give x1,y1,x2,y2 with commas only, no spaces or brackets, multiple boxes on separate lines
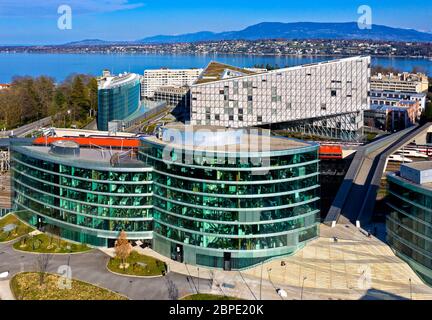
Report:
0,116,52,138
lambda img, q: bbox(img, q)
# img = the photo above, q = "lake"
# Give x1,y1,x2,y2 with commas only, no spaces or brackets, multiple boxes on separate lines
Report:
0,53,431,83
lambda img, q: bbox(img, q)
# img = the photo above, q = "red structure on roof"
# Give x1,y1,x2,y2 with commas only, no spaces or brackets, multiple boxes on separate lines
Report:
319,145,343,160
32,136,140,149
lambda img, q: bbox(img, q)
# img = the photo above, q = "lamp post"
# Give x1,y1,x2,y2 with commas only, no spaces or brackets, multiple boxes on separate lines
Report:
409,278,413,300
259,261,264,300
300,276,307,300
197,267,200,294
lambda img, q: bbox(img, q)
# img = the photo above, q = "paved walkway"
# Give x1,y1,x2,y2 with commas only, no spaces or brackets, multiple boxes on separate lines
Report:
0,243,203,300
1,223,432,300
243,224,432,300
0,280,14,300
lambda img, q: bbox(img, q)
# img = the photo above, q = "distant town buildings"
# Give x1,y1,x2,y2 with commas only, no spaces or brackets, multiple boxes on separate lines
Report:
371,72,429,94
97,70,141,131
141,68,202,98
0,84,10,90
190,56,371,140
387,162,432,286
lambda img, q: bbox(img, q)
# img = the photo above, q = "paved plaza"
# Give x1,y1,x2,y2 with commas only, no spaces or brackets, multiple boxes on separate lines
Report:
1,223,432,300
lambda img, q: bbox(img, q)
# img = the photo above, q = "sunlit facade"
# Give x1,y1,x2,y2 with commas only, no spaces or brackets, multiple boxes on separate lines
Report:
97,72,141,131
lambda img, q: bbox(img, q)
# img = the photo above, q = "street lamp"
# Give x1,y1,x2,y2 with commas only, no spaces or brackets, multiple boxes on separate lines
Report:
409,278,413,300
300,276,307,300
197,267,200,294
260,261,264,300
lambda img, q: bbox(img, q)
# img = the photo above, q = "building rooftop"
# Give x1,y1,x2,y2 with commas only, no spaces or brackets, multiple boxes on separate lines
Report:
401,161,432,172
14,144,148,170
144,124,315,153
98,72,140,90
194,61,259,84
193,56,370,86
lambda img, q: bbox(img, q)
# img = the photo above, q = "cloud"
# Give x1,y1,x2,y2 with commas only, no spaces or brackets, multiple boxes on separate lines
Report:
0,0,145,17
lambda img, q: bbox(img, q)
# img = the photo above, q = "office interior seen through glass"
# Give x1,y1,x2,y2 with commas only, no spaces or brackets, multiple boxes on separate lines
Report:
10,125,320,270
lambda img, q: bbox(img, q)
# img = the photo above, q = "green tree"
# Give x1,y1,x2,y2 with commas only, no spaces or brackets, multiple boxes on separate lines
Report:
70,75,90,122
87,77,98,117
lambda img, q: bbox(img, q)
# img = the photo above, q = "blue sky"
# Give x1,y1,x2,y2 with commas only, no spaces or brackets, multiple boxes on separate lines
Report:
0,0,431,45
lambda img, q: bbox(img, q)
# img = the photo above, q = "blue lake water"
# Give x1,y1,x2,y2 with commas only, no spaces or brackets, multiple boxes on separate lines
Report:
0,53,431,83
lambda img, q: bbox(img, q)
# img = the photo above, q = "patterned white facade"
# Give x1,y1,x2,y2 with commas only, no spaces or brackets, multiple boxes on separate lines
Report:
190,56,371,129
141,68,202,98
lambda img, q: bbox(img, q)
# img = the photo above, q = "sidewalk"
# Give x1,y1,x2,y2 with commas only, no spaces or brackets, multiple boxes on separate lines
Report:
97,223,432,300
0,280,15,300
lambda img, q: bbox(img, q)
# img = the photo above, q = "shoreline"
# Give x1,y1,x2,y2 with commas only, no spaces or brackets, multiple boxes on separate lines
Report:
0,51,431,60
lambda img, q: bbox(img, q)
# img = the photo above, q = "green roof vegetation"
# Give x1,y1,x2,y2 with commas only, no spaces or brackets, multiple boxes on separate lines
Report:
195,61,258,84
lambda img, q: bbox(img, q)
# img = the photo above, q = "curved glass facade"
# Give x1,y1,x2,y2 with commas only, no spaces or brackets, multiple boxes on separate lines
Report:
138,138,320,269
97,74,141,131
387,173,432,286
11,147,153,247
11,132,320,270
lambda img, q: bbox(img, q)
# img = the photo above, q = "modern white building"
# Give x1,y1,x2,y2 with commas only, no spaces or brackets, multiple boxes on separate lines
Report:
370,90,427,111
141,68,202,98
190,56,371,140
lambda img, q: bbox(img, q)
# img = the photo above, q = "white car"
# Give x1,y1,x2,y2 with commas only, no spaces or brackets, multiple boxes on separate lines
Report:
0,271,9,279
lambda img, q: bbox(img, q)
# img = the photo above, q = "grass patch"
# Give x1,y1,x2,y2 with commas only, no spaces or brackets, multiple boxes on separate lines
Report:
0,214,34,243
182,294,241,301
107,251,167,277
13,233,91,254
11,272,127,300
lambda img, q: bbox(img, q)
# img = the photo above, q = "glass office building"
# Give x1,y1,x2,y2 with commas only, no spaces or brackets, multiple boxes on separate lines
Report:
97,72,141,131
387,162,432,286
11,126,320,269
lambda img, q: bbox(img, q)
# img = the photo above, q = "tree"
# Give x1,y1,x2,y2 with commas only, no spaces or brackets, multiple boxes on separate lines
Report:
115,230,132,269
34,254,53,286
87,77,98,117
371,65,401,75
70,75,90,121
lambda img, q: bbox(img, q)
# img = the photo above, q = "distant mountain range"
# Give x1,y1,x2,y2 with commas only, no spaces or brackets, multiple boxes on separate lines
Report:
63,22,432,46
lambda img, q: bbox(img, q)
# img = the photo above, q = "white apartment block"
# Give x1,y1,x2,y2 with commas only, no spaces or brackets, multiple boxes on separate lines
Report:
141,68,203,98
190,56,371,130
371,72,429,94
371,90,427,111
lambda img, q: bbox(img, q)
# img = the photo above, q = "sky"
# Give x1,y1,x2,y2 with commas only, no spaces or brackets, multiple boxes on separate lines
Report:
0,0,431,45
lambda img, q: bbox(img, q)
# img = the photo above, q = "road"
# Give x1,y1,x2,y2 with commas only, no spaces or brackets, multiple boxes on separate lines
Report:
0,241,206,300
0,117,52,138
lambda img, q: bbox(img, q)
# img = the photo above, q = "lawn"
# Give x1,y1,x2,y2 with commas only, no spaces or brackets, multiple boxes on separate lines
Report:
182,294,241,300
11,272,128,300
0,213,34,242
107,250,167,277
13,233,92,254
